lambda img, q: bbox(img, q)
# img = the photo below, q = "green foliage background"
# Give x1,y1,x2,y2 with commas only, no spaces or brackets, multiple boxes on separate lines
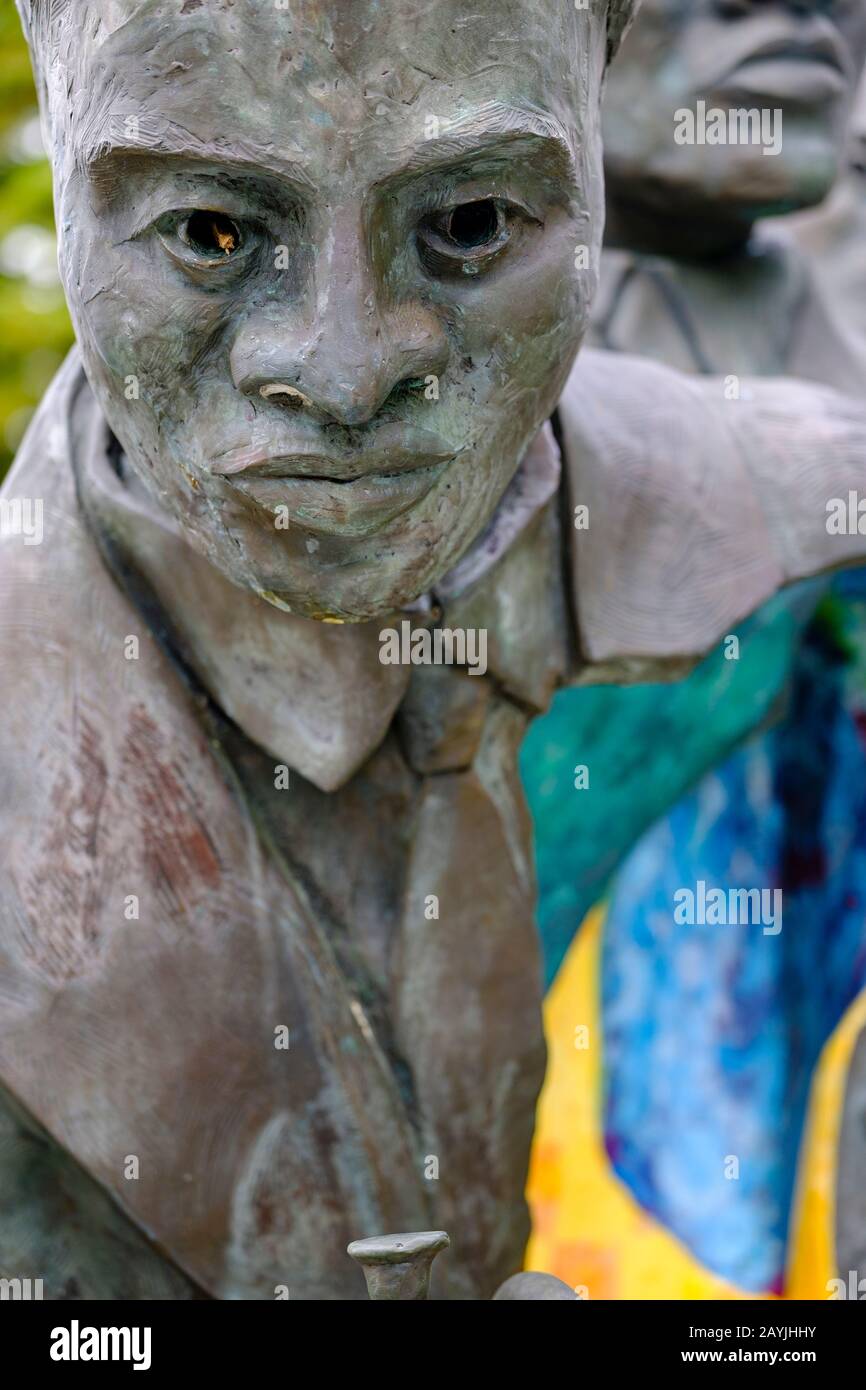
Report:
0,0,74,480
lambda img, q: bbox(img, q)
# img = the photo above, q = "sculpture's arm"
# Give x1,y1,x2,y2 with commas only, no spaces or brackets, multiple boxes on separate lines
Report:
560,348,866,685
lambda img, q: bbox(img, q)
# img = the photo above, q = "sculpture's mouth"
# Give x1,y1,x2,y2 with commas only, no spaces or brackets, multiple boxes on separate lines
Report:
208,425,460,536
222,458,453,537
720,33,850,105
211,426,455,481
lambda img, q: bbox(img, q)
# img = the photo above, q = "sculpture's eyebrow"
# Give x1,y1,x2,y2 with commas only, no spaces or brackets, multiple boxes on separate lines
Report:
386,109,577,182
80,128,316,192
80,108,576,190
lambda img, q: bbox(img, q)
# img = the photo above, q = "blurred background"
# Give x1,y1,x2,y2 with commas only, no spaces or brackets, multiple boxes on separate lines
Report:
0,0,72,481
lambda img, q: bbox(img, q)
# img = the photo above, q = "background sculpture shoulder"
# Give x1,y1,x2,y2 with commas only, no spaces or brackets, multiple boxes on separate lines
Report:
560,348,866,682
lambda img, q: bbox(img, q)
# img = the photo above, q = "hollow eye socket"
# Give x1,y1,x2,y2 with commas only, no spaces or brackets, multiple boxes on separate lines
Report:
419,198,512,277
179,211,243,258
443,199,502,250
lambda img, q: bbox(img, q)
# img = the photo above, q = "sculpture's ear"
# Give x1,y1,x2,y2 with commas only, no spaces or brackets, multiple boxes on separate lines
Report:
606,0,640,64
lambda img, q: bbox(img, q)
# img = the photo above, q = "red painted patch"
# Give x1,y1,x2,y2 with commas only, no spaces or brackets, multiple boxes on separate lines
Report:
122,705,222,916
20,714,110,980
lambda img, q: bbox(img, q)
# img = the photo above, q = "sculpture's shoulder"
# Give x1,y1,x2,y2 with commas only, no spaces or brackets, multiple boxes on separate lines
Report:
0,356,247,983
556,348,866,682
0,353,109,781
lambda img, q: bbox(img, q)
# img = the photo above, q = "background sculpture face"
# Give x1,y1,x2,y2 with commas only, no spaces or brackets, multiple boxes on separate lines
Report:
850,66,866,165
32,0,609,621
603,0,866,238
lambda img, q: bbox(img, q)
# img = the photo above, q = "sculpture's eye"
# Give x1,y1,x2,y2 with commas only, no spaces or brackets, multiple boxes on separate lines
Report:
419,198,513,275
179,211,243,258
156,209,253,276
440,200,503,250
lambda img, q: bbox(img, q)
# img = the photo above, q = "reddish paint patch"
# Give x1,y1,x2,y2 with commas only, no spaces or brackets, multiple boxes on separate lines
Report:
122,705,222,915
20,715,110,980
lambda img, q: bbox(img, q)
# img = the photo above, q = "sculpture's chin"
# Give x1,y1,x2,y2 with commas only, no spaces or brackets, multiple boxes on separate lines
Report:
257,592,382,624
217,502,491,624
254,581,430,625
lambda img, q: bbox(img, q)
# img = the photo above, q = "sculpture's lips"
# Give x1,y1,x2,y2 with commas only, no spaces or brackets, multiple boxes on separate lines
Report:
733,35,846,74
720,32,851,103
211,429,457,533
218,456,455,537
211,427,455,481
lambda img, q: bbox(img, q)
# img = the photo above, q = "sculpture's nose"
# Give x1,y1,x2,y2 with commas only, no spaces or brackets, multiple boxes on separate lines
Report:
231,211,449,428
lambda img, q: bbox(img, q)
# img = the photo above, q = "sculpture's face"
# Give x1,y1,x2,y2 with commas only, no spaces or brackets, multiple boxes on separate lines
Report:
43,0,604,621
603,0,866,228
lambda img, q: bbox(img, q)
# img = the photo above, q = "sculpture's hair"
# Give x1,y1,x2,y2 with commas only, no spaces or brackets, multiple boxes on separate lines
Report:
16,1,641,72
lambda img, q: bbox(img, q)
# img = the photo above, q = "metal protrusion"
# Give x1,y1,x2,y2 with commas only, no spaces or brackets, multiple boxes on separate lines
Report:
347,1230,450,1300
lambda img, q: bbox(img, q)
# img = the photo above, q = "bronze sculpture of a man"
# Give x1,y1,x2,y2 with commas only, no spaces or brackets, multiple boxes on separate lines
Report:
2,0,866,1300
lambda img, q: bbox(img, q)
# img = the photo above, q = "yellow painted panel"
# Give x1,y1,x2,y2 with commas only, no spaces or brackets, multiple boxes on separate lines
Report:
527,904,866,1300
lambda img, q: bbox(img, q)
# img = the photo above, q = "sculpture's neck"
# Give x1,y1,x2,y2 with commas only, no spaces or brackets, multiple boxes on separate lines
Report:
73,370,561,792
604,189,754,263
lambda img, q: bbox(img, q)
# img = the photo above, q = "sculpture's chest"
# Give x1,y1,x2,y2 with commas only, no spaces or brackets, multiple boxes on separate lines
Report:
0,452,565,1297
590,245,866,391
214,665,546,1296
1,654,545,1299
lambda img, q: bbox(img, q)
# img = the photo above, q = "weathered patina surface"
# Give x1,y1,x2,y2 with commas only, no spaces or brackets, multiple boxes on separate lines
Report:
3,0,866,1300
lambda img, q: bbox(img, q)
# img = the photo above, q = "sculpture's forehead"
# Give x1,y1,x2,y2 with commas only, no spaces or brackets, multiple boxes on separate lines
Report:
67,0,593,174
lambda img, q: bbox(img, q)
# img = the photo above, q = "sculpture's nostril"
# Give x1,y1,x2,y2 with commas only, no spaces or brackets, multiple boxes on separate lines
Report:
259,383,313,408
